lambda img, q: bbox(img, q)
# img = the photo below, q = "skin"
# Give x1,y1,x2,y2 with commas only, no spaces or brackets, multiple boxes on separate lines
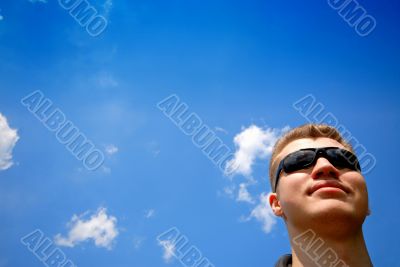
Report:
269,137,373,267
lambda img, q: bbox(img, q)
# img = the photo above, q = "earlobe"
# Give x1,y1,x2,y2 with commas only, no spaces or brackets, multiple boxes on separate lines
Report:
268,192,283,217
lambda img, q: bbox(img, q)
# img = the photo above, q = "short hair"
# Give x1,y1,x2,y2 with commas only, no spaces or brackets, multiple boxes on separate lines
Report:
269,124,354,191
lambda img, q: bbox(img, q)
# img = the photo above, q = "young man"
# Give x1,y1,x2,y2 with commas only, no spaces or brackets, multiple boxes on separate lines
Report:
268,124,373,267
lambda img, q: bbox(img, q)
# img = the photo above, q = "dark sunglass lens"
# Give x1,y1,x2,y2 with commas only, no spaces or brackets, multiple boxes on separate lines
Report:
283,150,315,173
327,149,359,170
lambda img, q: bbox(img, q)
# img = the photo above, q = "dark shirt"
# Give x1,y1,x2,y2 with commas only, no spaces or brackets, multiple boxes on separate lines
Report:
274,254,292,267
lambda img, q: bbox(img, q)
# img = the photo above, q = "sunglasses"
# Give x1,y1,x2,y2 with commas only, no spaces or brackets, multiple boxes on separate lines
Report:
273,147,361,192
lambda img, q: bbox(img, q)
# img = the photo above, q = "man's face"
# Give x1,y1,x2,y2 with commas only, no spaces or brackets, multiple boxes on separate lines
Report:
271,137,369,230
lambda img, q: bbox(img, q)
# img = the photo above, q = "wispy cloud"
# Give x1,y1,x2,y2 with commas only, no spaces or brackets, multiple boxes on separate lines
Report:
54,207,119,250
102,0,113,19
0,15,3,21
144,209,155,219
225,125,289,177
0,113,19,171
104,144,118,156
245,193,276,234
101,165,111,174
219,185,235,199
145,141,160,157
96,72,118,88
158,240,176,263
28,0,48,3
236,183,255,204
133,236,145,250
214,126,228,135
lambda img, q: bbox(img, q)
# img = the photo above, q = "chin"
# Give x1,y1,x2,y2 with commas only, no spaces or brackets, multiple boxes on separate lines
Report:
309,203,367,227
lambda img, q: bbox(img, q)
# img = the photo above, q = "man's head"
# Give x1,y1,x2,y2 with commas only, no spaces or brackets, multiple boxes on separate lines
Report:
268,124,369,234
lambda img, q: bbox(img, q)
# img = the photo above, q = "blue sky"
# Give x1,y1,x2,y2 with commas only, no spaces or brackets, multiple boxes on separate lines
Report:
0,0,399,266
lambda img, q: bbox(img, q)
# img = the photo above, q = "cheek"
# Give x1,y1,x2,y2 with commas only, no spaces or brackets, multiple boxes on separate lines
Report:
356,180,369,207
279,173,308,193
343,172,369,207
345,173,368,194
278,173,308,208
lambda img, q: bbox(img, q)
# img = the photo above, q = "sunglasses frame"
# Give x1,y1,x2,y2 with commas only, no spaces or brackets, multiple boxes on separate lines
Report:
273,147,361,192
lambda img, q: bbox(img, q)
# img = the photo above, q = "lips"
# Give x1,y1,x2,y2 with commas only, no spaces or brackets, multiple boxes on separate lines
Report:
308,180,349,195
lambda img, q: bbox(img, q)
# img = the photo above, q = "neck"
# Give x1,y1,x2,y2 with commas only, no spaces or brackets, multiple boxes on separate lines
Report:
288,226,373,267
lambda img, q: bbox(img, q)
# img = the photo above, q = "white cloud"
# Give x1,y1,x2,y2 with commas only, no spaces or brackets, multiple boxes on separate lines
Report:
105,144,118,155
0,15,3,21
54,207,119,250
246,193,276,234
158,240,176,263
144,209,155,219
225,125,289,177
0,113,19,171
236,183,255,204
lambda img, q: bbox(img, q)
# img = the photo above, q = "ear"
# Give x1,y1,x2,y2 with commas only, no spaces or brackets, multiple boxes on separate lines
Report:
269,192,283,217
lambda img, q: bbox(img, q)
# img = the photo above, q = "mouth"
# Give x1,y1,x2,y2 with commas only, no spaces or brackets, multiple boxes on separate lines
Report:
308,180,349,195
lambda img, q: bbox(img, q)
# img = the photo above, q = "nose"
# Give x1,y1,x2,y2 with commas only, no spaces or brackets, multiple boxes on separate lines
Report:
310,157,340,180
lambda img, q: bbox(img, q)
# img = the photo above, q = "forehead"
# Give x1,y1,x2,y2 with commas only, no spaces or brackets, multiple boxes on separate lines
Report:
277,137,346,161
